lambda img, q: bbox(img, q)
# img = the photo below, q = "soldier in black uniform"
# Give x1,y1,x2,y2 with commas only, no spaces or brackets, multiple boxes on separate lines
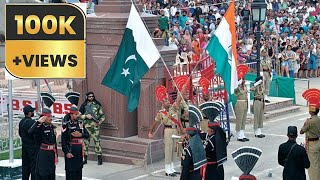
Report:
19,105,37,180
62,92,89,180
278,126,310,180
28,93,58,180
199,101,227,180
180,105,207,180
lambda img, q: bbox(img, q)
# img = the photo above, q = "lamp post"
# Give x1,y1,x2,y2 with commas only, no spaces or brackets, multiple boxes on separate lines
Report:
251,0,267,78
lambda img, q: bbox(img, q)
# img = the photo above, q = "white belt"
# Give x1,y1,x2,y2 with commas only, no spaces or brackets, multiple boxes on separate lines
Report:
237,100,247,102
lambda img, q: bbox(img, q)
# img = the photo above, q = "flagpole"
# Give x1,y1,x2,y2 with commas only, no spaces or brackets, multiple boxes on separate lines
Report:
131,1,207,103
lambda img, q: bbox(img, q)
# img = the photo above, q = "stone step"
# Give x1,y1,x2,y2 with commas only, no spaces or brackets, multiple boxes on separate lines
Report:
57,136,165,165
265,105,301,119
87,28,125,35
250,97,294,112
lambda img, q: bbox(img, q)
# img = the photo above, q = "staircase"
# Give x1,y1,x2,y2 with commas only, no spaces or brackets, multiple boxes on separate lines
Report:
57,135,164,166
250,96,301,119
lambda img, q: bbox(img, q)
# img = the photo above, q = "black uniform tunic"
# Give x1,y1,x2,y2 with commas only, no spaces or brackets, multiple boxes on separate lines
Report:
278,140,310,180
61,118,89,180
200,133,224,180
180,144,201,180
19,116,37,180
28,121,57,180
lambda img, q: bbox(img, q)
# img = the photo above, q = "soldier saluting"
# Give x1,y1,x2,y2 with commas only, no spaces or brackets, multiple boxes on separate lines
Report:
234,65,250,142
79,91,105,165
300,89,320,180
28,93,58,180
62,92,89,180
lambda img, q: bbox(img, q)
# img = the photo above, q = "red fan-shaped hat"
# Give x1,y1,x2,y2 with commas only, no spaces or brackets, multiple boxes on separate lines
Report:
237,64,250,79
155,85,167,102
302,88,320,112
199,77,210,95
174,75,189,91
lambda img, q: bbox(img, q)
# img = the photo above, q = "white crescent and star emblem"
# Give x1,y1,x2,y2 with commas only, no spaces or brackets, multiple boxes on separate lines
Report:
121,54,136,84
121,68,130,77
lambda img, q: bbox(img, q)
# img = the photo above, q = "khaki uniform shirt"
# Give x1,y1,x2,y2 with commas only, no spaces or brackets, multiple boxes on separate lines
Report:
261,58,272,71
235,85,248,100
253,85,265,99
155,105,179,126
301,115,320,139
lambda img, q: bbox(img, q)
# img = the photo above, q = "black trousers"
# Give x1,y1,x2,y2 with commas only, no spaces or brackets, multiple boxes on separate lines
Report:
66,169,82,180
36,173,55,180
22,146,36,180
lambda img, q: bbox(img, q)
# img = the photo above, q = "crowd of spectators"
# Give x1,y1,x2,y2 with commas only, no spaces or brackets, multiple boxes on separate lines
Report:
142,0,320,79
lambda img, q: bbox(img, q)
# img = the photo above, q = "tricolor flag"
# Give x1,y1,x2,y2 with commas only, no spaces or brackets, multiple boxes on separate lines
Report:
101,4,160,112
206,0,238,99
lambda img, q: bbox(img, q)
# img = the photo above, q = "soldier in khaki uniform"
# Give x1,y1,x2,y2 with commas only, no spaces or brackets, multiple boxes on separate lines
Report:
149,85,185,177
79,92,105,165
235,65,250,142
198,77,211,132
260,49,272,103
300,89,320,180
250,76,266,138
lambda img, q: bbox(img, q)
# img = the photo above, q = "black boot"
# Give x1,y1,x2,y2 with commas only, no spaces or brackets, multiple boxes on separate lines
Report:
83,155,88,165
98,155,103,165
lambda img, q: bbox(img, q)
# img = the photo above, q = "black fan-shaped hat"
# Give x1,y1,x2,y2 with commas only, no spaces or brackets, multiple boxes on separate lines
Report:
232,146,262,175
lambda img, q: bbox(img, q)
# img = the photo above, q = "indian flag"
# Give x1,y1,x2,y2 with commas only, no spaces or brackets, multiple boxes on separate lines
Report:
101,4,160,112
206,0,238,99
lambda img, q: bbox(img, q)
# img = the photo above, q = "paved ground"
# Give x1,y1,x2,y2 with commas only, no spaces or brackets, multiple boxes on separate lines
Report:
50,106,311,180
4,76,319,180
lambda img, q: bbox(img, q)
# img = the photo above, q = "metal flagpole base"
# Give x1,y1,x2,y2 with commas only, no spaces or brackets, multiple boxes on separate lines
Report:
0,159,22,180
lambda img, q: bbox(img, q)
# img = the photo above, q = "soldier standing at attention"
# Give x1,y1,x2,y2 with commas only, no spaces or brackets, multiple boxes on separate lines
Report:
19,105,37,180
79,91,105,165
28,93,58,180
148,85,185,177
234,65,250,142
251,76,266,138
62,92,89,180
278,126,310,180
260,49,272,103
300,89,320,180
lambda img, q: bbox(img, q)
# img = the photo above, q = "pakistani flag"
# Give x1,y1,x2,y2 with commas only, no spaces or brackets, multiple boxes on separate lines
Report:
101,4,160,112
206,0,238,100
